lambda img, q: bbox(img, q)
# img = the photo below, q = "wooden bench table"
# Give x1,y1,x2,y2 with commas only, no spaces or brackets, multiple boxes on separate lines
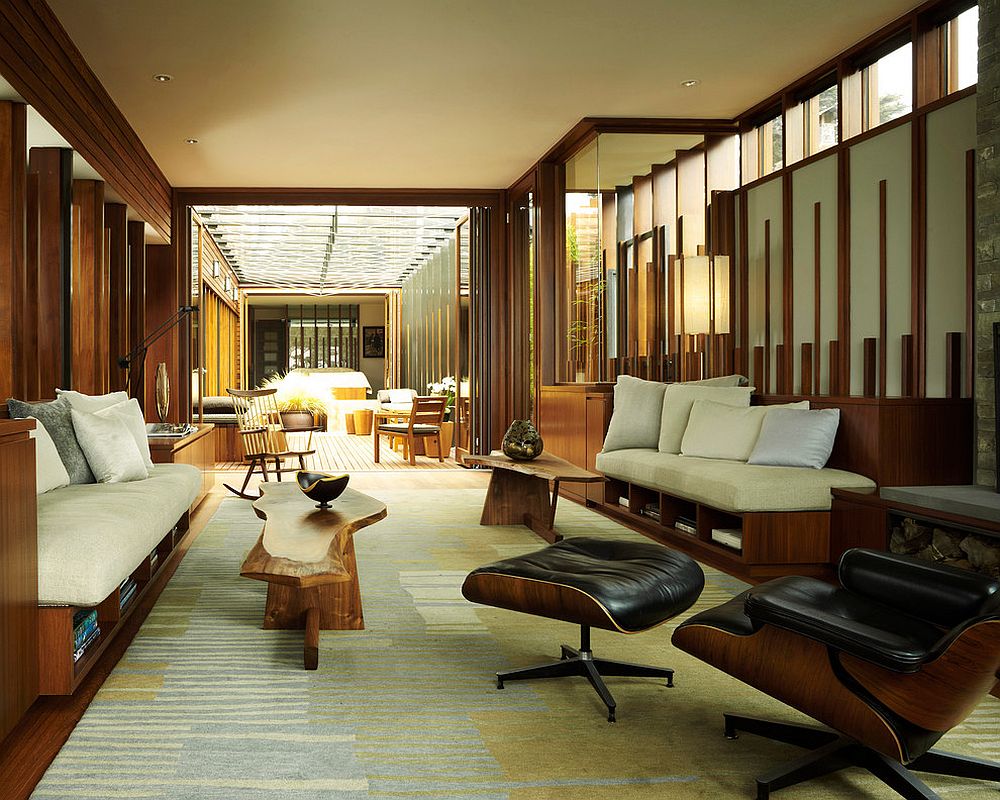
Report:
463,451,604,544
241,483,387,669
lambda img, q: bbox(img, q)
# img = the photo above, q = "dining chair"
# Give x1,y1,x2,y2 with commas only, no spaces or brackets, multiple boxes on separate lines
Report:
374,395,446,465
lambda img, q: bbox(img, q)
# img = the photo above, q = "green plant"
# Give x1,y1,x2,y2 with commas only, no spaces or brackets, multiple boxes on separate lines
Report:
260,371,328,414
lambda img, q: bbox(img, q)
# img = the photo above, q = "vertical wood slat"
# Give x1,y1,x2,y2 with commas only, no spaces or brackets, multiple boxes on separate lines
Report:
126,220,146,404
782,173,794,395
837,148,851,397
0,101,26,401
763,219,772,394
829,340,840,396
753,346,765,392
878,179,887,399
738,189,750,377
863,337,878,398
775,343,786,394
28,148,72,395
945,331,963,399
71,179,107,394
104,203,128,392
23,171,38,400
901,333,915,398
801,343,813,396
912,114,927,397
813,202,822,396
966,149,976,399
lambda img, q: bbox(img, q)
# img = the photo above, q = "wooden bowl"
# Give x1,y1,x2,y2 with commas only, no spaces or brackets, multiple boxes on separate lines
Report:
296,471,350,509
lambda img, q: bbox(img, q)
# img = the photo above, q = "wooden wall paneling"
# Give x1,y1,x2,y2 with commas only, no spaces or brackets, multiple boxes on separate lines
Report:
126,220,146,404
28,148,72,396
901,333,915,397
801,343,814,397
22,171,38,400
536,164,559,386
775,343,786,394
70,179,107,394
763,219,772,393
104,203,128,392
863,337,878,398
945,331,962,399
0,2,172,241
912,115,927,396
0,420,37,745
739,191,750,376
144,244,179,421
829,340,841,395
966,148,975,398
878,179,888,398
0,102,26,402
753,346,765,391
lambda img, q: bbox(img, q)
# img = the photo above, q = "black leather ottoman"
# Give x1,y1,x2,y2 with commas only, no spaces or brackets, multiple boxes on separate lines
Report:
462,536,705,721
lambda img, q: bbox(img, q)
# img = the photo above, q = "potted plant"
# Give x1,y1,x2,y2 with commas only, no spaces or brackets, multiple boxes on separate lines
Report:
425,376,456,457
261,372,329,430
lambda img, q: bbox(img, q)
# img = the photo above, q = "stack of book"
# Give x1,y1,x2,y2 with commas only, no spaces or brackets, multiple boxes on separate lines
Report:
148,546,160,572
73,609,100,663
674,515,698,536
711,527,743,552
119,576,138,612
641,502,661,522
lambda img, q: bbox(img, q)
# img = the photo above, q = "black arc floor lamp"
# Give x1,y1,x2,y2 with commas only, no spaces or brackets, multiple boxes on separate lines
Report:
118,305,197,409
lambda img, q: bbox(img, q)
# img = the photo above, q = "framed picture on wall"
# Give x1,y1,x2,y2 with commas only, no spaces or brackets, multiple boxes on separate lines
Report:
363,326,385,358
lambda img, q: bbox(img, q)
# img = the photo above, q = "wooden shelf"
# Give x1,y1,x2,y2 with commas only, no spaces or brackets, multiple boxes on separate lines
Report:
38,521,187,696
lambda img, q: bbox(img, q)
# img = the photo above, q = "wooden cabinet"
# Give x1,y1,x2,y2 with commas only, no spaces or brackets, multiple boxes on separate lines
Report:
538,384,613,504
149,423,215,508
0,420,38,743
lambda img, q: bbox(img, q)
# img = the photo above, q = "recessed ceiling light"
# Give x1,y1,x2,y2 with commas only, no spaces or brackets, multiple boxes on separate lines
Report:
680,79,700,88
185,138,199,145
153,73,173,82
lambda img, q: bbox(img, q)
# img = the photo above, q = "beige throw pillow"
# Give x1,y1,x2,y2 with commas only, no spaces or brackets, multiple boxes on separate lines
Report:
680,399,810,461
96,398,154,469
56,388,129,413
658,385,754,453
30,420,71,494
71,408,149,484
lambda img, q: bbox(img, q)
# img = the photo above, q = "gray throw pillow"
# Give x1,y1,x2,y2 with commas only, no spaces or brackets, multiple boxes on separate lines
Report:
601,375,667,452
7,397,95,484
747,407,841,469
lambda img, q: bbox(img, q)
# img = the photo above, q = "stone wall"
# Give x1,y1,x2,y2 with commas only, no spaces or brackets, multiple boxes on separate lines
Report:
977,0,1000,486
891,517,1000,577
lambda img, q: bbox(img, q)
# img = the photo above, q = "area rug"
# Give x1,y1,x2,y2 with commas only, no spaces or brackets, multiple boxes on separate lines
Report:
32,489,1000,799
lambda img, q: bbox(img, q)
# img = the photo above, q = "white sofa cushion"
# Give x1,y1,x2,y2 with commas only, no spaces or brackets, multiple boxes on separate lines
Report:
602,375,668,452
31,420,71,494
56,389,129,413
681,399,810,462
658,385,754,454
96,398,154,469
72,408,149,484
685,374,748,387
36,464,201,606
749,407,841,469
595,449,874,512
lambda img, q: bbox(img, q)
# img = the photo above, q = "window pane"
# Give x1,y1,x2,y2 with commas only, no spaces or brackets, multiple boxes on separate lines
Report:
771,115,784,173
865,42,912,128
811,85,838,154
950,5,979,92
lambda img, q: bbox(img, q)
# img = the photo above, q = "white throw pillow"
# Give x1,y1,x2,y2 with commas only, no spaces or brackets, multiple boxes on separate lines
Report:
684,374,748,387
30,420,71,494
71,408,149,484
56,389,129,413
602,375,667,452
658,385,754,453
96,398,154,469
681,399,810,461
748,407,841,469
387,389,415,404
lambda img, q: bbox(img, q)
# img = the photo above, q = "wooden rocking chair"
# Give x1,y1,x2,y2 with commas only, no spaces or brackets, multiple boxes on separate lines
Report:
224,388,319,500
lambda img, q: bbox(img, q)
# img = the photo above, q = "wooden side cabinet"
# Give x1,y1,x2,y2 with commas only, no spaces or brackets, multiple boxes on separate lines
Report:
0,419,38,744
149,423,215,509
538,384,613,503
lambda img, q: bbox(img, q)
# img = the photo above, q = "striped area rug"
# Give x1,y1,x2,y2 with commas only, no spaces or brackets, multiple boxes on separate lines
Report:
32,489,1000,799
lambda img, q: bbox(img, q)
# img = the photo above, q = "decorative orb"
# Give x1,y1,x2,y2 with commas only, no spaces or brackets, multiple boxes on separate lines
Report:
296,471,350,509
502,420,544,461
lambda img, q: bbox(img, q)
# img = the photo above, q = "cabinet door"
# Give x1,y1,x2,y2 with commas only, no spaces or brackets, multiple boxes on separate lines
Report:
585,394,612,503
0,429,38,742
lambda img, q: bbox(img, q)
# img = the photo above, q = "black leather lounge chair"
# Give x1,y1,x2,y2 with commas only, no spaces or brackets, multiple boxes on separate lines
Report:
463,537,705,722
673,548,1000,799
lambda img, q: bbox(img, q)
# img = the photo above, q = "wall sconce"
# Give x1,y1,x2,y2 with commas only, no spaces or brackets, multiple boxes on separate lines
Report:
683,255,712,334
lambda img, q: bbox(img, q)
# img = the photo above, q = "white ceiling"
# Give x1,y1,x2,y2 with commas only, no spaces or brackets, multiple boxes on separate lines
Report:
197,205,467,288
46,0,922,189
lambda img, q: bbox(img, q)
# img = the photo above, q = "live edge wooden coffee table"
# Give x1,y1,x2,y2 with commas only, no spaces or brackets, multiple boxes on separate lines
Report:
241,483,387,670
464,451,604,544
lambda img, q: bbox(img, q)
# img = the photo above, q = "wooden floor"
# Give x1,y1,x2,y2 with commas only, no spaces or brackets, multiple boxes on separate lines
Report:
0,470,488,800
216,431,462,472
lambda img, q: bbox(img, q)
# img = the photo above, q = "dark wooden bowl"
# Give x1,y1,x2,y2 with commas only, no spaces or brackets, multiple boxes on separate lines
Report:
296,471,350,509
